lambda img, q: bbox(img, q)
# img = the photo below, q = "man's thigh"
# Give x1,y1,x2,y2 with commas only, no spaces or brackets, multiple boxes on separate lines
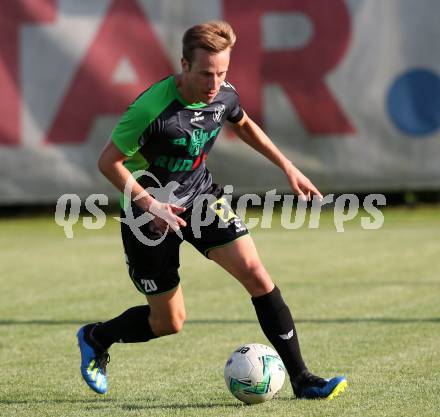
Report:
208,234,274,297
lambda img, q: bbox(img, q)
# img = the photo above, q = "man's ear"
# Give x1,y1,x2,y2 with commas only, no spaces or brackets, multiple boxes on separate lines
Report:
181,57,191,73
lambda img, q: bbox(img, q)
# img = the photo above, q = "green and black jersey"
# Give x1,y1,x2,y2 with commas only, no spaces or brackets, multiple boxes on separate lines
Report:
111,75,244,209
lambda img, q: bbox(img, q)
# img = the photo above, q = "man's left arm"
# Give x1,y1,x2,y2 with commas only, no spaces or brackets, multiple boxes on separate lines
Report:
229,111,322,201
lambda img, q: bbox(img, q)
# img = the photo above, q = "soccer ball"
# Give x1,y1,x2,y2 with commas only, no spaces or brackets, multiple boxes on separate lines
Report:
224,343,285,404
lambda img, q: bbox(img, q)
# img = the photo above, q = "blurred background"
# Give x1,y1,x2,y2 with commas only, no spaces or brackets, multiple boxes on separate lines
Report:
1,0,440,206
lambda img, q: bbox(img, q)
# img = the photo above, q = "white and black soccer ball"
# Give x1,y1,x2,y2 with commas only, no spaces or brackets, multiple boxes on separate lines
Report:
224,343,285,404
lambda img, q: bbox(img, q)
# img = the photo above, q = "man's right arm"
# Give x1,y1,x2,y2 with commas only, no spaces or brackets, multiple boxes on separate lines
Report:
98,139,186,232
98,139,154,212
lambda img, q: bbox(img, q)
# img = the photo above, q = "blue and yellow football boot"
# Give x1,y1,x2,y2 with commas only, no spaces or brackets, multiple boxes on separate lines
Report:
292,370,347,399
77,324,109,394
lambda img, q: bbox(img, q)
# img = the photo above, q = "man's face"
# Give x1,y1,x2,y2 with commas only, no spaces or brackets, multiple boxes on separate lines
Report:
182,47,230,104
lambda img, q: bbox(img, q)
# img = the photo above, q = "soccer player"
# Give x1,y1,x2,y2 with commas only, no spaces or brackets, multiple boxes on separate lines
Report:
77,21,347,399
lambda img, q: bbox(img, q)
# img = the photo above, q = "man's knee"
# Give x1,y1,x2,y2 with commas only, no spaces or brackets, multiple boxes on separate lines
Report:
149,309,186,336
241,260,274,296
166,312,185,334
244,260,266,279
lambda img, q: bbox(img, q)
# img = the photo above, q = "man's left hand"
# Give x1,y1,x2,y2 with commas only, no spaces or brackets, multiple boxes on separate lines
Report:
286,164,323,202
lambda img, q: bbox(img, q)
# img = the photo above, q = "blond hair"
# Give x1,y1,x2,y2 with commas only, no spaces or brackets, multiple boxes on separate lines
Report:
182,21,236,65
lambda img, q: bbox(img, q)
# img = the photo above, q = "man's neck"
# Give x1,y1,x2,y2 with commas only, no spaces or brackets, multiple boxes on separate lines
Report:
174,73,197,104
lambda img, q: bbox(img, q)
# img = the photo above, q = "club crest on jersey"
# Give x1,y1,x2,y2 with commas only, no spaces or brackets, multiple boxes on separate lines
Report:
188,127,220,156
213,104,226,123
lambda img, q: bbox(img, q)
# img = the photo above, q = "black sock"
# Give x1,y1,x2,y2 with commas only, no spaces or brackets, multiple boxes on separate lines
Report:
252,286,307,381
92,305,157,349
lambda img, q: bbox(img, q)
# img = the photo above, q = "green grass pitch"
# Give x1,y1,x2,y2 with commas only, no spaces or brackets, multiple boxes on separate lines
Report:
0,207,439,417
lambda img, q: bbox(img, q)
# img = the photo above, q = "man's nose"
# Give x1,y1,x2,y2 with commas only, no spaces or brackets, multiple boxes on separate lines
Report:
208,75,220,91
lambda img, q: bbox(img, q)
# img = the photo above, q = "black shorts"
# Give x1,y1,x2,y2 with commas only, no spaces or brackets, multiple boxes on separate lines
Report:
121,184,249,296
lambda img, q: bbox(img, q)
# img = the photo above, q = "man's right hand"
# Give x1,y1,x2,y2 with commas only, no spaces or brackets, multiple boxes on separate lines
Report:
148,200,187,234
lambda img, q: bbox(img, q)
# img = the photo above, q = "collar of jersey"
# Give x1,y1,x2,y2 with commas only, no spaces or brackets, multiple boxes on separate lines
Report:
170,76,207,109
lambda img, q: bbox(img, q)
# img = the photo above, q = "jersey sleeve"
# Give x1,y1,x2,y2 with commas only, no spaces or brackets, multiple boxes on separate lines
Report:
224,82,244,123
111,99,150,157
111,77,176,156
